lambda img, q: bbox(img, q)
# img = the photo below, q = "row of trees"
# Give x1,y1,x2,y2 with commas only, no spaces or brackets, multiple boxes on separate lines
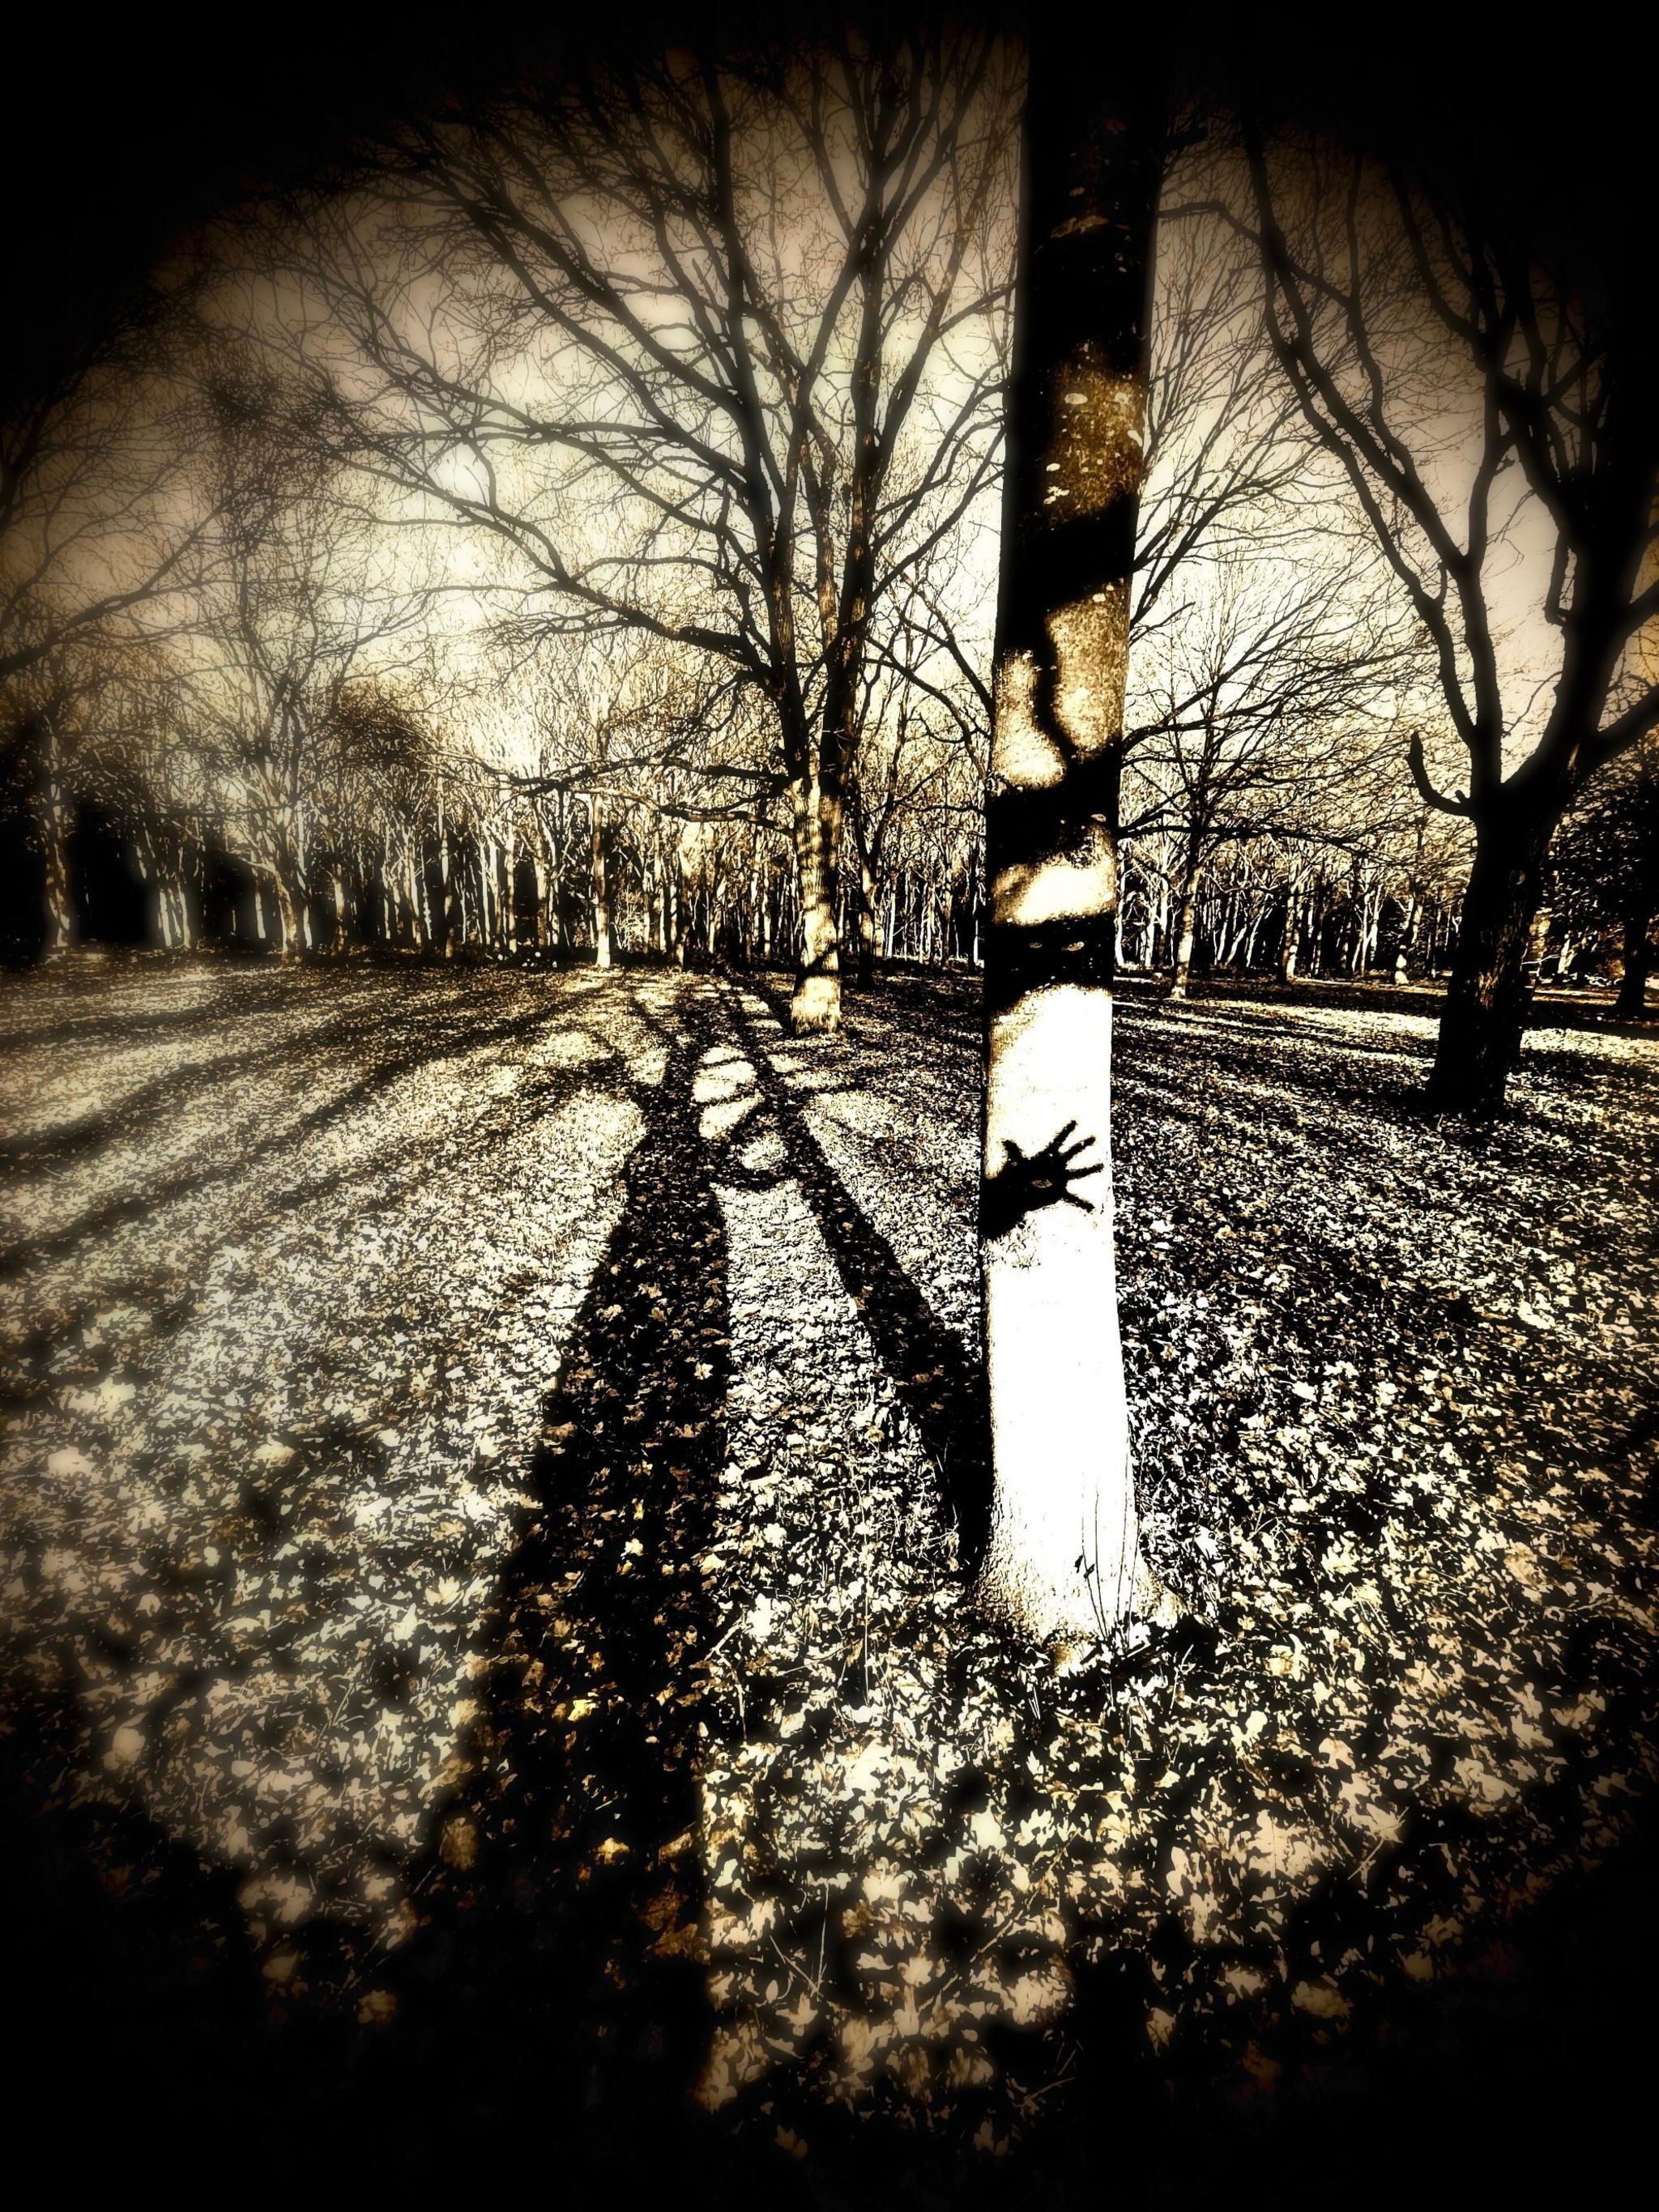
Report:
4,32,1655,1072
10,527,1644,1002
12,624,1641,1016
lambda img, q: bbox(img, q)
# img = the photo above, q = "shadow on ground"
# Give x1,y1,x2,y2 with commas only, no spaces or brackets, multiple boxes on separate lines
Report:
3,982,753,2187
2,963,1657,2204
1120,967,1657,1046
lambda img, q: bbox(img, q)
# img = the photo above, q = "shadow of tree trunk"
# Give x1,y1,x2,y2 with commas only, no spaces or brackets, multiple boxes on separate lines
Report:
731,979,994,1570
326,993,734,2167
2,985,741,2184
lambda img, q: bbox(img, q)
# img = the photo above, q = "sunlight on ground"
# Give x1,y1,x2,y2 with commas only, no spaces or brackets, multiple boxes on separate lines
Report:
2,959,1656,2156
681,978,1659,2142
0,965,662,1933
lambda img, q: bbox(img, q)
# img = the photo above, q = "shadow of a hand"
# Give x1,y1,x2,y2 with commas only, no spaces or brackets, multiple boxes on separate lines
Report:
981,1119,1103,1242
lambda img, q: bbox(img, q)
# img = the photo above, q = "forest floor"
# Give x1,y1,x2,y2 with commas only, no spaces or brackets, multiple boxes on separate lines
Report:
2,952,1657,2201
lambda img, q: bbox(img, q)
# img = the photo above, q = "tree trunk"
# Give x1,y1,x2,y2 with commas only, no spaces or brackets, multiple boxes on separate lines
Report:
1277,887,1301,982
438,823,457,957
171,871,196,953
591,804,614,970
415,843,434,952
134,827,165,951
673,851,690,968
402,845,422,950
527,841,548,951
1307,880,1328,974
1243,903,1266,970
477,834,496,951
978,58,1166,1648
539,816,561,953
1427,799,1559,1114
453,837,471,948
1166,833,1202,999
36,725,75,960
501,837,517,953
1614,902,1655,1017
791,778,842,1031
1392,889,1421,984
854,840,878,987
1394,816,1431,986
270,872,302,960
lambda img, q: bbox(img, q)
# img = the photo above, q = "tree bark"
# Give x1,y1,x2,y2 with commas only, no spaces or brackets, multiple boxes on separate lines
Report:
1392,892,1421,984
591,803,614,970
416,843,434,952
977,56,1166,1648
477,833,496,952
1427,799,1559,1114
1277,886,1301,982
268,872,301,960
497,836,515,954
1614,902,1655,1017
438,822,457,957
1167,831,1202,999
1151,875,1171,970
791,778,842,1030
538,814,561,953
673,850,690,968
527,839,548,951
35,721,75,961
853,835,878,988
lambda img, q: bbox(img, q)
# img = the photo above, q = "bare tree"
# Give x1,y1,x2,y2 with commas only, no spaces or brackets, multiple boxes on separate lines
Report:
977,47,1174,1648
1552,735,1659,1017
176,349,432,954
280,30,1014,1030
0,307,207,688
0,305,215,954
1126,543,1408,996
1243,130,1659,1111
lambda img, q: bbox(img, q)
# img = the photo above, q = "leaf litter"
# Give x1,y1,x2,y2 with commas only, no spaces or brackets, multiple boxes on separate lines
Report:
1,955,1655,2183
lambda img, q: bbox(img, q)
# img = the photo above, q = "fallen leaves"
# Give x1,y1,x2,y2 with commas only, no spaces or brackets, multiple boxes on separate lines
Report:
1,959,1655,2172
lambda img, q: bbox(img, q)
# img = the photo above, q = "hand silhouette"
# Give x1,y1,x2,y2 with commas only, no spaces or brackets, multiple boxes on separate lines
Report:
981,1119,1104,1241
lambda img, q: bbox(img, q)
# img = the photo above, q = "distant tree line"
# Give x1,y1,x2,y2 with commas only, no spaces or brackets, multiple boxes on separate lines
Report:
2,28,1655,1063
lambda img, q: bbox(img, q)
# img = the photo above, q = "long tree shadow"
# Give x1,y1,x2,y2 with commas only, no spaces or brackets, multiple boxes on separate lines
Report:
0,992,644,1418
2,980,744,2184
731,978,994,1568
0,982,414,1174
1113,1017,1659,1268
10,966,1653,2196
1187,970,1659,1046
0,962,324,1054
1119,1011,1440,1131
267,983,736,2172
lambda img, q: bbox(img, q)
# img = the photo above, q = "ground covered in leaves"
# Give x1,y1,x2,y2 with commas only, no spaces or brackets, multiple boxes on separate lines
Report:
2,953,1656,2197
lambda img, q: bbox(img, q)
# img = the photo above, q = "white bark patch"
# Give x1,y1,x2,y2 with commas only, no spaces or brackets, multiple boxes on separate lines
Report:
791,972,842,1034
993,851,1117,931
1040,362,1144,514
990,649,1064,789
1047,594,1130,752
980,984,1144,1640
